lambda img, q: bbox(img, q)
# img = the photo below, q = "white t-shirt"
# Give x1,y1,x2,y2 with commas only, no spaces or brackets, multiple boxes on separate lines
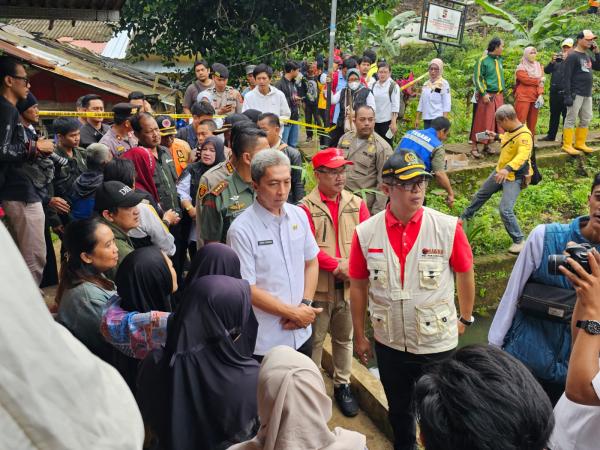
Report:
549,368,600,449
242,85,291,118
417,80,451,120
371,78,400,123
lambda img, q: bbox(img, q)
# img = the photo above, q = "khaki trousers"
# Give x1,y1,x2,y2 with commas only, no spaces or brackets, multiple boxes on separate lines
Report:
3,201,46,285
312,289,353,386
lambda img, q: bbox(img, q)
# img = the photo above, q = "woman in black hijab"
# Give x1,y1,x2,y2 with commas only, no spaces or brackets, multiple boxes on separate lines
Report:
138,275,260,450
113,246,176,389
185,241,241,286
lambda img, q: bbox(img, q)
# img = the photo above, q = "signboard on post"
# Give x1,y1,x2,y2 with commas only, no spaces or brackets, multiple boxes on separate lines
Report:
419,0,467,54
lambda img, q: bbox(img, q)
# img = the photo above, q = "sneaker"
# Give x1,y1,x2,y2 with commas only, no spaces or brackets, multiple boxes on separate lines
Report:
334,384,359,417
508,241,525,254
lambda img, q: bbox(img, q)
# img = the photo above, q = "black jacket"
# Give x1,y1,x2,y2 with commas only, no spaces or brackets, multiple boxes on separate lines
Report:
336,87,371,128
281,144,305,204
153,145,180,213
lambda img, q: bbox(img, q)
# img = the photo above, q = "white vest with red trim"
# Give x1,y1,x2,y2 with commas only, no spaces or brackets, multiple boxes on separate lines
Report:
356,206,458,354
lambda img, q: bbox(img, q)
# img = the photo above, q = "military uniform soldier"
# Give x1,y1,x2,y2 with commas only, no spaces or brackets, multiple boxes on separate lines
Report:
200,170,255,243
199,127,269,243
195,159,235,242
337,104,393,215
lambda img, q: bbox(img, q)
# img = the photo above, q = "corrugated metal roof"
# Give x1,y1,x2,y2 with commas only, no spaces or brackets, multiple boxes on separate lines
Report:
0,1,125,21
0,22,178,106
101,30,129,59
6,19,114,42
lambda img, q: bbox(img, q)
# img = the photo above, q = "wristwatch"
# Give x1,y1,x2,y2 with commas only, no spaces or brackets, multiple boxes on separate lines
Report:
301,299,313,307
458,315,475,327
576,320,600,335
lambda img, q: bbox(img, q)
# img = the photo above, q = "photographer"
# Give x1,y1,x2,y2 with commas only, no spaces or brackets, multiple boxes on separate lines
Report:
561,30,600,155
540,39,573,143
489,173,600,405
548,248,600,449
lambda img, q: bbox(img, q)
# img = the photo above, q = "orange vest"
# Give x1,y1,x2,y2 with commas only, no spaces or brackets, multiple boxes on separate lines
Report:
170,138,191,176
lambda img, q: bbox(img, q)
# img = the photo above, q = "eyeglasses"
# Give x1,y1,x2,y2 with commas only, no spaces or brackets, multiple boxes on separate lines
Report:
316,167,347,177
10,75,29,84
389,177,429,192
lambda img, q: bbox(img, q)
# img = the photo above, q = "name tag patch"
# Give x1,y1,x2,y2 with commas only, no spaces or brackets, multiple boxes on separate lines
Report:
368,248,384,253
258,240,273,246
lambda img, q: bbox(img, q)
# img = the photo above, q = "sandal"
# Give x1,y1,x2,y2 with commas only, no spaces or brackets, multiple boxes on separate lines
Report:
470,148,483,159
484,145,499,155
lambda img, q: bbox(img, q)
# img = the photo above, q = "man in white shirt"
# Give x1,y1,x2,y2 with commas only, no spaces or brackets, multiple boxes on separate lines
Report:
242,64,291,119
371,61,401,146
227,149,321,361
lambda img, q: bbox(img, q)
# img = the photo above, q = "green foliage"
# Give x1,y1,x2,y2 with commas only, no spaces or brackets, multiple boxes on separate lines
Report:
474,0,589,48
426,157,598,256
117,0,394,79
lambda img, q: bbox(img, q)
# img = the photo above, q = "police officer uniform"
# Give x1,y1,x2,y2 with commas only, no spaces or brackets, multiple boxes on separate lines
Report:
338,130,393,215
203,63,243,116
200,169,255,243
349,151,474,450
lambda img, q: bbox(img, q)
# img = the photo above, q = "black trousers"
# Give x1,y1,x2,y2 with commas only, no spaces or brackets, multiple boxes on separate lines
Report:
304,103,322,139
253,334,313,363
375,121,394,147
319,109,330,146
329,124,345,148
375,342,454,450
546,89,567,140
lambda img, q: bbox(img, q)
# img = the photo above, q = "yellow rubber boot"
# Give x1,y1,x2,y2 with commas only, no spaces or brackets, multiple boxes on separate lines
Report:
562,128,581,155
574,127,594,153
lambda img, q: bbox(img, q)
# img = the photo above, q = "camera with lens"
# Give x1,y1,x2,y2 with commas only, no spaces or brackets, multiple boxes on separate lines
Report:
555,53,563,62
548,243,593,276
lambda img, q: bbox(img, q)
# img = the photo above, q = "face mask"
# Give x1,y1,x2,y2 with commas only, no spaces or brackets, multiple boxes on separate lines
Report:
348,81,360,91
526,53,537,62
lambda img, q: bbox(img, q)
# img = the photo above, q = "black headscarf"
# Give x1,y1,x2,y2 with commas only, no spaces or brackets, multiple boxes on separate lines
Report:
114,246,173,390
138,275,260,450
116,246,173,312
185,242,241,287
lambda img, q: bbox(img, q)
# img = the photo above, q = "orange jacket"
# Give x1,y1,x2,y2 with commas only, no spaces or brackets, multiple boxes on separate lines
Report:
514,70,544,103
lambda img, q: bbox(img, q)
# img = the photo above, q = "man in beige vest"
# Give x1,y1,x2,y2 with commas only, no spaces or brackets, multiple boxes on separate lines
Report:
300,148,371,417
349,150,475,450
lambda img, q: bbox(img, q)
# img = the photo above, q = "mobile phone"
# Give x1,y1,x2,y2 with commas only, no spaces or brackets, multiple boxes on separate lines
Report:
475,131,489,142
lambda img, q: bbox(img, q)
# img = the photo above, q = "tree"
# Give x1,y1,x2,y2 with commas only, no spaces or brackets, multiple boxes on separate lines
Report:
117,0,393,77
474,0,588,48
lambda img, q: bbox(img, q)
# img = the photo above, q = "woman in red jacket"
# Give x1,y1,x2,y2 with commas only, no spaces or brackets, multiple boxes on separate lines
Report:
514,47,545,138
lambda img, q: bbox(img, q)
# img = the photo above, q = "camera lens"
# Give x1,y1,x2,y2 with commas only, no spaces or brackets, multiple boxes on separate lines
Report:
548,255,569,275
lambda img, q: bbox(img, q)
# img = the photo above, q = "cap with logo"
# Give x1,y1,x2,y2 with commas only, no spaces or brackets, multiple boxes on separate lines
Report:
312,148,354,170
382,150,433,181
212,63,229,79
245,65,256,75
561,38,574,48
112,103,139,122
95,181,146,212
578,29,597,40
156,115,177,136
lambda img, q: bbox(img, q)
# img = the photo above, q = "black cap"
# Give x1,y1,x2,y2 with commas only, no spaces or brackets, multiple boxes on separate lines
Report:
211,63,229,79
95,181,146,212
382,150,432,181
156,115,177,136
128,91,145,101
17,92,38,114
113,103,139,121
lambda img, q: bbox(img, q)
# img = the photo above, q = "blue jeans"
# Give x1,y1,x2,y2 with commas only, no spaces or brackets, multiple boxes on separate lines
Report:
282,123,299,148
461,170,524,243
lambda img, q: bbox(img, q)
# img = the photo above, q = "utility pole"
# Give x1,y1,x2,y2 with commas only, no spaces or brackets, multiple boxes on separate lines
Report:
325,0,337,130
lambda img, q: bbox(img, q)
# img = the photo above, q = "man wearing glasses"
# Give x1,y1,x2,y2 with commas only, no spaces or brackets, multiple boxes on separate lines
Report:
350,150,474,450
338,104,393,215
0,56,54,285
299,147,370,417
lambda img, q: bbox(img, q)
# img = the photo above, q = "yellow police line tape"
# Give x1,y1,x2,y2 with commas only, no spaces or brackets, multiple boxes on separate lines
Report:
38,73,428,133
38,110,337,132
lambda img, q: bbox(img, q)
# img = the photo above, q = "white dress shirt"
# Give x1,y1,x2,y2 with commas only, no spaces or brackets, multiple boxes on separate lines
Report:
227,200,319,355
417,80,452,120
372,78,401,123
242,85,291,119
550,368,600,450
